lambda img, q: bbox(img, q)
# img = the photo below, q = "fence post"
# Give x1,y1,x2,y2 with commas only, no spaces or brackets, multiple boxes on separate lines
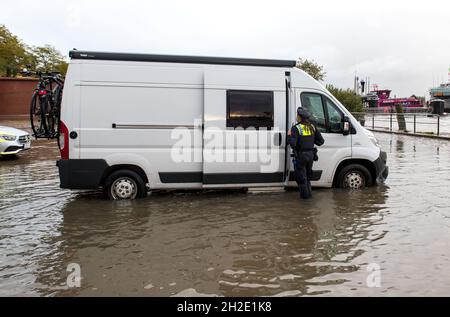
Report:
390,113,393,132
414,115,416,134
372,114,375,129
395,104,406,131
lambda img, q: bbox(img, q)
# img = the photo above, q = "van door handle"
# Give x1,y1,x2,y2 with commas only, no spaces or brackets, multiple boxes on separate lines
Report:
275,132,283,147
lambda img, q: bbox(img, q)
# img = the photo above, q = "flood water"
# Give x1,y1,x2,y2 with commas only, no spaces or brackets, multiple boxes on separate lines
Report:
1,121,450,296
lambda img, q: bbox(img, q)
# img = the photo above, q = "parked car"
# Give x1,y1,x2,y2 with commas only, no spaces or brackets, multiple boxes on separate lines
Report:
0,126,32,156
57,50,389,199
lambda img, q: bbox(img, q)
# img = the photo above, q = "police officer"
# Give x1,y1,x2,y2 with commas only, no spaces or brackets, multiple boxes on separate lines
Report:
288,107,325,199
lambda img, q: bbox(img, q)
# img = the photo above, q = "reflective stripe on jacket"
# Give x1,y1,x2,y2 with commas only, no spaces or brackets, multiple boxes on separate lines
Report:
295,123,315,137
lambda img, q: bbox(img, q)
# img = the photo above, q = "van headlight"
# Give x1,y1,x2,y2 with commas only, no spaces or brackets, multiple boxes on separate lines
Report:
0,134,16,141
368,135,379,147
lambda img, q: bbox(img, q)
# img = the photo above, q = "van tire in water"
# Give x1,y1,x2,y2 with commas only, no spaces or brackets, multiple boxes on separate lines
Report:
337,164,372,190
104,170,147,200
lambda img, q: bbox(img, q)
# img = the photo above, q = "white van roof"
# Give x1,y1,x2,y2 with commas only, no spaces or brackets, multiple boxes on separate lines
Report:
69,50,297,68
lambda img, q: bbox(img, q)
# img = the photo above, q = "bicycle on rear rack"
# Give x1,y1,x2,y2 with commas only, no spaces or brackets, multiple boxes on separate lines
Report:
22,70,64,139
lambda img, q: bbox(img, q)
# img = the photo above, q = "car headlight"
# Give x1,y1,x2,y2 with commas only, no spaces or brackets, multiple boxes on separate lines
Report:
0,134,16,141
368,135,379,147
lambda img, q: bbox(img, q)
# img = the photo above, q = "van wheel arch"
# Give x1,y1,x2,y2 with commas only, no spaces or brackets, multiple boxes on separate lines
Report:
103,169,147,200
101,164,149,188
333,159,376,188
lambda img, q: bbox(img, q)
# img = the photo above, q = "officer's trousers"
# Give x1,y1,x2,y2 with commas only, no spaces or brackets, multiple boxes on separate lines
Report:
293,151,314,199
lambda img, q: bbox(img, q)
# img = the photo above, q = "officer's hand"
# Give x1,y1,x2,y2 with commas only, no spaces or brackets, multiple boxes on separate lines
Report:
288,129,292,136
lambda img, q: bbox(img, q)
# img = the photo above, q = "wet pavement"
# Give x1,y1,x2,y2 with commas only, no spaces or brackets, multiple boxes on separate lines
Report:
1,120,450,296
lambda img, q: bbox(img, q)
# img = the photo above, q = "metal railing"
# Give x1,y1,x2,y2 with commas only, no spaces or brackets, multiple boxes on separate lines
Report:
351,112,442,136
364,107,431,114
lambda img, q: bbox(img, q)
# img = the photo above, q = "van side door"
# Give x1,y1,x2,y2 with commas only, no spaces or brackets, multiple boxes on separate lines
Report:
203,69,288,187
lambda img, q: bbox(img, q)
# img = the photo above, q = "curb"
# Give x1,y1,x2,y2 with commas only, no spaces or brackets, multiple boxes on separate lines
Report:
368,129,450,141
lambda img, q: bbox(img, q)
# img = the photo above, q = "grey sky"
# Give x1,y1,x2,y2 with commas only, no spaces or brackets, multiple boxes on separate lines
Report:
2,0,449,97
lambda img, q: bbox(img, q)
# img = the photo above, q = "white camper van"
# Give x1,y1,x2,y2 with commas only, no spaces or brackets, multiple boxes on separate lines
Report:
57,50,388,200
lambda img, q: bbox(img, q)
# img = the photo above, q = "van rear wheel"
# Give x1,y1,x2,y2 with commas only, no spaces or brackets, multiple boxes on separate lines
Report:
337,164,372,190
104,170,147,200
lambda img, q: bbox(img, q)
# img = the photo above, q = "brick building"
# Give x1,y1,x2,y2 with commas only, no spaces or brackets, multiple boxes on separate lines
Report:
0,77,38,119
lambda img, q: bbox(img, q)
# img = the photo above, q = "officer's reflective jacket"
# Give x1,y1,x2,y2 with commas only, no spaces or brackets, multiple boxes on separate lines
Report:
288,121,325,153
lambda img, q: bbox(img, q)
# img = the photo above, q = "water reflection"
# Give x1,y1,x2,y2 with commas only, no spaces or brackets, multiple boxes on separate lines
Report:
28,186,388,297
396,139,404,154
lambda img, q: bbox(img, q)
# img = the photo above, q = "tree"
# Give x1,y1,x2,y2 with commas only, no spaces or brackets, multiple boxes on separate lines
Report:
0,25,68,77
326,84,364,113
29,45,68,74
0,25,30,77
296,58,326,81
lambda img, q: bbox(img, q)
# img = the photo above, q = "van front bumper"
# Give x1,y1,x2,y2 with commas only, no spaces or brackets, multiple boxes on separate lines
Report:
373,151,389,182
57,159,109,189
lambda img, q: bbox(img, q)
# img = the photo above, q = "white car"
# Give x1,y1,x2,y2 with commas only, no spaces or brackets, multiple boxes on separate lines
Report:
0,126,32,156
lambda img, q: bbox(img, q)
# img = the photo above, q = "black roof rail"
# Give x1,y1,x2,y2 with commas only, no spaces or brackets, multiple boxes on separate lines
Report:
69,50,297,68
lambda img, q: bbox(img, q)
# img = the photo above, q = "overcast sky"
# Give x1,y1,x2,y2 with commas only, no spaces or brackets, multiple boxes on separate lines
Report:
2,0,449,97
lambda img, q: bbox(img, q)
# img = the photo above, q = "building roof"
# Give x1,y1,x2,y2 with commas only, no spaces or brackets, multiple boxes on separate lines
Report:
431,86,450,97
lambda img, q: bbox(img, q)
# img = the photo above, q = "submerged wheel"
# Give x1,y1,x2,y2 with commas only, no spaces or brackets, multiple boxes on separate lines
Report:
104,170,147,200
39,95,52,137
337,164,372,190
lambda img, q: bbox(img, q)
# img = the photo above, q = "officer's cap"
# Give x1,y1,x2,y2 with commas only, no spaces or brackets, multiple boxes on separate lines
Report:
297,107,311,119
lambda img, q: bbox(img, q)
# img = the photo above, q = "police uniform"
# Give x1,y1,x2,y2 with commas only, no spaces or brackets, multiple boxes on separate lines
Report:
288,108,325,199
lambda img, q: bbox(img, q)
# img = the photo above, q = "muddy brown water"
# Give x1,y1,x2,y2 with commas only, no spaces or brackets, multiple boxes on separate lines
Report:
1,122,450,296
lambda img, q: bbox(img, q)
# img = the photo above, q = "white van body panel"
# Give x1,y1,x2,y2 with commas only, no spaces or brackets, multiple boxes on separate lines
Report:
59,63,81,159
75,60,204,189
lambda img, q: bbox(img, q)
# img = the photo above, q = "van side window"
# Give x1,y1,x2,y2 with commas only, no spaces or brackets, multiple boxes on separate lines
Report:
300,93,327,133
226,90,274,130
325,97,344,133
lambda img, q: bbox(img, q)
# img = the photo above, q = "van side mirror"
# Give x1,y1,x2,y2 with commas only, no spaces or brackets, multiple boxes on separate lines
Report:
343,116,351,136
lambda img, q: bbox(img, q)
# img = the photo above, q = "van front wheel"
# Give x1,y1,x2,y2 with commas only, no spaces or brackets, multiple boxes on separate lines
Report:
104,170,147,200
336,164,372,190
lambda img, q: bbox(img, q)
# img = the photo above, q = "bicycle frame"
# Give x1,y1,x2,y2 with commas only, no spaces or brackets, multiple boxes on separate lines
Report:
26,70,65,139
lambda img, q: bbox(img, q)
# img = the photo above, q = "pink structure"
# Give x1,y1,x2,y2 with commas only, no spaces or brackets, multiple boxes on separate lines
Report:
370,89,423,108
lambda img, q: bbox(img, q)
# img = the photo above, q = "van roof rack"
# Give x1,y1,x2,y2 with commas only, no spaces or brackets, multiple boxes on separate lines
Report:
69,50,297,68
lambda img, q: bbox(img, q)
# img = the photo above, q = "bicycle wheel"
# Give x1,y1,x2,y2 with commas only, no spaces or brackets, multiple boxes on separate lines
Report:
45,106,58,138
29,92,46,138
39,94,52,138
41,85,63,138
53,85,63,136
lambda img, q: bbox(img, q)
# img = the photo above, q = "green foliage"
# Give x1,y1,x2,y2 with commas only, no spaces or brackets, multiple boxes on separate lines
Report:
296,58,326,81
0,25,31,77
0,25,68,77
326,84,364,113
29,45,68,74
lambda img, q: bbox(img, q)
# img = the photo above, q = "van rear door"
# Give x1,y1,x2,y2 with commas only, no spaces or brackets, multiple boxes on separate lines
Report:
202,69,288,187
